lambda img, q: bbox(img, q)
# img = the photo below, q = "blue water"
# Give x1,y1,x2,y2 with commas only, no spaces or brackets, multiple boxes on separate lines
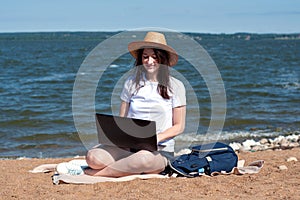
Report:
0,32,299,158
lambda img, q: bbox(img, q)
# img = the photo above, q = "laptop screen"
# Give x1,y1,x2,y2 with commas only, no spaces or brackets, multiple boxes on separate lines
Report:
95,113,158,151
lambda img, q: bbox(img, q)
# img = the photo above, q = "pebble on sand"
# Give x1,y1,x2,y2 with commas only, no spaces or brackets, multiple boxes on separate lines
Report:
286,157,298,162
278,165,288,170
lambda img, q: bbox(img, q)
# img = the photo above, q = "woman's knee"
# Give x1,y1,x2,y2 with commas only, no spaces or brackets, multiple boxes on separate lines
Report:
86,146,130,169
86,148,113,169
129,150,166,172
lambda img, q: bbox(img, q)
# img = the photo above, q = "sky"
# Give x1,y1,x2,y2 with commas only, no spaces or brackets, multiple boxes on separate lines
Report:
1,0,300,33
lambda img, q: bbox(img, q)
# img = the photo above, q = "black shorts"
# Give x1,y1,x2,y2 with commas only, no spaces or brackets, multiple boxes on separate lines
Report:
129,148,174,160
159,151,174,160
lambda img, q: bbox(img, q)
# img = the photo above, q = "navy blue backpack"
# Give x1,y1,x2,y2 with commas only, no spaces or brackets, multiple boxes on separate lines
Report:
169,142,238,177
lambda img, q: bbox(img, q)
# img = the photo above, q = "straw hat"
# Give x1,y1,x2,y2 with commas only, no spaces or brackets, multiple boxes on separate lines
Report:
128,32,178,66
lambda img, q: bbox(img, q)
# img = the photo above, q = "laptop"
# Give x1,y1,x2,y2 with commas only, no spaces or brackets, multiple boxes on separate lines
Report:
95,113,158,151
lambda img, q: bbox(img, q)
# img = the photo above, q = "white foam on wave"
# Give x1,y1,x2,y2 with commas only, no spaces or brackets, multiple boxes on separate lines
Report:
282,81,300,90
277,70,299,90
22,73,76,83
175,130,287,144
174,130,300,155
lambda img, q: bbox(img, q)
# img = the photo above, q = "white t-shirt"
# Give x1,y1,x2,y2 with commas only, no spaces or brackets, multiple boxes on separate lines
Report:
120,74,186,152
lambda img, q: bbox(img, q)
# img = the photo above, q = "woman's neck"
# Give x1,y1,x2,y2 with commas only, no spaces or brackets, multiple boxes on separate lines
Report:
146,73,158,82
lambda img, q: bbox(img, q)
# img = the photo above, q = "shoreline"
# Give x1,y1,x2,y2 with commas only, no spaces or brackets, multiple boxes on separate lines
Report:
1,132,299,160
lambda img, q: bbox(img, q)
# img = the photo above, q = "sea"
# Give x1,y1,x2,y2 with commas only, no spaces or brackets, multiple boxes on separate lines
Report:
1,32,299,158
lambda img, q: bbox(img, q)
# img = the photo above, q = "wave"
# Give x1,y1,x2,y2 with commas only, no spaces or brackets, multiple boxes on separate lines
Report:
175,129,300,146
21,73,76,83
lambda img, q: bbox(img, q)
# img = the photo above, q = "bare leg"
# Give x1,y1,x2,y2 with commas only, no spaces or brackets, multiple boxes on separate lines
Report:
85,145,132,170
85,150,167,177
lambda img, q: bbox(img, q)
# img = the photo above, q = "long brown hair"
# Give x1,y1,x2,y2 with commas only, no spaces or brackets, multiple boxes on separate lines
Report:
133,48,171,99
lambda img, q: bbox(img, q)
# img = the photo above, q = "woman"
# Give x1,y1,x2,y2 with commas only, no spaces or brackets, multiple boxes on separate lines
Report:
57,32,186,177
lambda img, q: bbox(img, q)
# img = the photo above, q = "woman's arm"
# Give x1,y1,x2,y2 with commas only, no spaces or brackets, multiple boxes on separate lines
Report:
119,101,130,117
157,105,186,143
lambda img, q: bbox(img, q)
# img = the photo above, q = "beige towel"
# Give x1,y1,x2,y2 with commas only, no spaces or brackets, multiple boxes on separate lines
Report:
29,159,264,184
210,160,264,176
52,173,168,185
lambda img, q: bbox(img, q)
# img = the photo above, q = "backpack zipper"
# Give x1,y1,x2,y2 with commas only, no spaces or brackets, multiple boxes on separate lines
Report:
191,147,228,153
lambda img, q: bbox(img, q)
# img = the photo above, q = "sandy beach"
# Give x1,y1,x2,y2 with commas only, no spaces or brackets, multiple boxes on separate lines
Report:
1,147,299,200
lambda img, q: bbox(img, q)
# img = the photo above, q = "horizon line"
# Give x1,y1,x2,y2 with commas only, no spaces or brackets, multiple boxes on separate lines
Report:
0,29,299,35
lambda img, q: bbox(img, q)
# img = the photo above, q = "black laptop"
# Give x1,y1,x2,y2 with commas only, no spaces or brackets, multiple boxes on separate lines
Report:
95,113,158,151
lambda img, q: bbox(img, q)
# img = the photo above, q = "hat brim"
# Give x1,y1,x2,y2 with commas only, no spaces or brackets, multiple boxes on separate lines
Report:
128,41,178,67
